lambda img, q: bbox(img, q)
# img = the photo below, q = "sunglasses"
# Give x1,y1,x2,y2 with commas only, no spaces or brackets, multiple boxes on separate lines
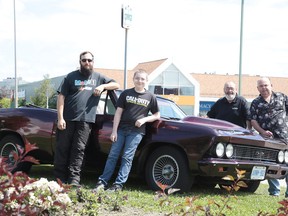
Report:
81,59,93,63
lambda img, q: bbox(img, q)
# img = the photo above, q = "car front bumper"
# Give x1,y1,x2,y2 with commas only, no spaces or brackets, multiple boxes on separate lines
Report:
198,158,288,180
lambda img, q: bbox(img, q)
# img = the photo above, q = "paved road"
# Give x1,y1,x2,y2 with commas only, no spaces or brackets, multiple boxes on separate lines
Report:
262,179,286,186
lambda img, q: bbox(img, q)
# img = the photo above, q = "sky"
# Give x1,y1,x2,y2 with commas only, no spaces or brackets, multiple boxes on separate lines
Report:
0,0,288,82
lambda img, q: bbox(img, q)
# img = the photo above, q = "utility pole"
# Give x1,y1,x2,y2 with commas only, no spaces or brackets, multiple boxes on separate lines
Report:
121,4,132,89
238,0,244,96
13,0,18,107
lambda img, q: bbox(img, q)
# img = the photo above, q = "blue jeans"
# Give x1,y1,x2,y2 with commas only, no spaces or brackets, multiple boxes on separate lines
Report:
268,176,288,196
99,129,143,186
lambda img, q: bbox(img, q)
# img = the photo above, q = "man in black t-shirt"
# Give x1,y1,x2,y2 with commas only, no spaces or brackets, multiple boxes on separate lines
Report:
93,69,160,192
207,81,251,129
54,51,119,186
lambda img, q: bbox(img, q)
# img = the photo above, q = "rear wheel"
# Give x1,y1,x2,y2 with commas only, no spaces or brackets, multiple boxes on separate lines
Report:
145,146,194,192
0,135,32,173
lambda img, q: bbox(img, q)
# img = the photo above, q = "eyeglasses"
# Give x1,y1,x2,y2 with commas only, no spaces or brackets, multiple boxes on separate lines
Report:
81,59,93,63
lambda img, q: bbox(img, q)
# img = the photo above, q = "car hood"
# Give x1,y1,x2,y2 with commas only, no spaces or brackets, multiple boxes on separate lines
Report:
182,116,246,130
181,116,287,148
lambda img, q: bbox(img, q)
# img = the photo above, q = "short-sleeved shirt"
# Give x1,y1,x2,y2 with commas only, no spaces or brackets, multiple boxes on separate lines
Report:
117,88,159,134
249,91,288,140
207,95,250,128
57,70,115,123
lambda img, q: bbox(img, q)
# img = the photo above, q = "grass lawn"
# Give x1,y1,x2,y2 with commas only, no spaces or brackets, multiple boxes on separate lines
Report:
29,164,286,215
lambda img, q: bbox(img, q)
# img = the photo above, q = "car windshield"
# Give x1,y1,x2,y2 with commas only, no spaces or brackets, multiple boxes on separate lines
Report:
157,99,187,120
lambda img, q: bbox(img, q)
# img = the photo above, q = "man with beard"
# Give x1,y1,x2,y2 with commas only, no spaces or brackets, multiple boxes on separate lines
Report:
54,51,120,187
207,81,251,129
250,77,288,197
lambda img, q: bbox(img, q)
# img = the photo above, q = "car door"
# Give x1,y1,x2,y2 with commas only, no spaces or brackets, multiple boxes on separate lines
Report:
84,91,116,170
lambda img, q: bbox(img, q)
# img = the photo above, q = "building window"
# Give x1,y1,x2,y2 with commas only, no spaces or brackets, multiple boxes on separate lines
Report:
164,87,178,95
149,66,194,96
153,85,163,94
180,87,193,95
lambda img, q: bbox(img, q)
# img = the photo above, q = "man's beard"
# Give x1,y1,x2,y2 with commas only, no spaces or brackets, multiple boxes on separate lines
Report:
225,93,236,101
80,65,93,77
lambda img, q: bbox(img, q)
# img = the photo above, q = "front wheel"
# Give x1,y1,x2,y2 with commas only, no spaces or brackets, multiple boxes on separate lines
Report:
239,180,261,193
145,146,194,192
0,135,32,173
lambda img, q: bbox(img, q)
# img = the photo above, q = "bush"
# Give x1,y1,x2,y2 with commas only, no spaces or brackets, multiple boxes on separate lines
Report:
0,143,72,215
0,98,10,108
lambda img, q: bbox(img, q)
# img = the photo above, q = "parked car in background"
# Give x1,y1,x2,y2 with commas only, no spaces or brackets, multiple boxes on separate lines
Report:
1,90,288,193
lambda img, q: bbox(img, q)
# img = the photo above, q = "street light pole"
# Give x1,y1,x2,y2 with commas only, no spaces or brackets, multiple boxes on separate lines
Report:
124,28,128,89
238,0,244,96
13,0,18,108
121,5,132,90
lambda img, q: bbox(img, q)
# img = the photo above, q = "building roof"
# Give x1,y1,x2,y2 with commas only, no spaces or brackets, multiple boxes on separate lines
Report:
95,58,288,100
94,68,126,86
132,58,168,75
191,73,288,99
94,58,168,89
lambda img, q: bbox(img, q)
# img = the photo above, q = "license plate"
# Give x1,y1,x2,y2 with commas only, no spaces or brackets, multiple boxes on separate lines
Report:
251,166,266,180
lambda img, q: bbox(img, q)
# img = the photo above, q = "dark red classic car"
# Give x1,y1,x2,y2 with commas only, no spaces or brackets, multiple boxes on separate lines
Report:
0,90,288,192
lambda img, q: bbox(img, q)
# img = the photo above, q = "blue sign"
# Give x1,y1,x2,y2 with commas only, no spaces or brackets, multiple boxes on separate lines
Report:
200,101,215,112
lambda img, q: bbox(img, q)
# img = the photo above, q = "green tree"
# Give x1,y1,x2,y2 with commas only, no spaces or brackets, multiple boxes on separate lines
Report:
30,74,54,108
18,98,27,107
48,92,58,109
0,98,10,108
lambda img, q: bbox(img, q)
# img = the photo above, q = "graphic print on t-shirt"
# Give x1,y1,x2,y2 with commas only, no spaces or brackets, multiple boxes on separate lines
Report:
75,79,96,91
126,95,150,107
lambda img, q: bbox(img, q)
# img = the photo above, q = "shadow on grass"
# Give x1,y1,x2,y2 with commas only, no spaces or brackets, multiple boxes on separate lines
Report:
28,164,264,198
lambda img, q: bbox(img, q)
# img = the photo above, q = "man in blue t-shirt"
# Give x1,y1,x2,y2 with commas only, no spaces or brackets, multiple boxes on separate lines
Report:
54,51,119,186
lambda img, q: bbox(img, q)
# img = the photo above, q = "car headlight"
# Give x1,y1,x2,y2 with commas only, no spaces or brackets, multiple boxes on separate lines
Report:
215,143,225,158
278,150,284,163
225,144,234,158
284,151,288,164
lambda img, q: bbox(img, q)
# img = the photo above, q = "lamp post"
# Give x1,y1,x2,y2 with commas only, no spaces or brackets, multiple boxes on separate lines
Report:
13,0,18,108
238,0,244,96
121,4,132,89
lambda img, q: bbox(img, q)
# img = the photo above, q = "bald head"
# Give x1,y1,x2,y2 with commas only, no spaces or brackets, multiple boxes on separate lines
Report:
224,81,236,90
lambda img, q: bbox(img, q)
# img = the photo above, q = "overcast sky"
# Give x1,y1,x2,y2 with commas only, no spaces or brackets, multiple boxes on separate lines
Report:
0,0,288,82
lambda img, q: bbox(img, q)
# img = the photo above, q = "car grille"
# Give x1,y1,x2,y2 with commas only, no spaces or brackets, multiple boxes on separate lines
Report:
233,145,278,162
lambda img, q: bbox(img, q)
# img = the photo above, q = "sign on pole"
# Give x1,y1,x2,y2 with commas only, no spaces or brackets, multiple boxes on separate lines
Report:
121,4,132,29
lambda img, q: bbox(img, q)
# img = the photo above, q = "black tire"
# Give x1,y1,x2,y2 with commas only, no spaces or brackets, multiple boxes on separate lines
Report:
219,180,261,193
0,135,32,173
145,146,194,192
194,183,217,190
239,180,261,193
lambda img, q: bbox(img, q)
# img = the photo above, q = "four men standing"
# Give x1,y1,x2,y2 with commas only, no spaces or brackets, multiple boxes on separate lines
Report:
55,56,287,196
